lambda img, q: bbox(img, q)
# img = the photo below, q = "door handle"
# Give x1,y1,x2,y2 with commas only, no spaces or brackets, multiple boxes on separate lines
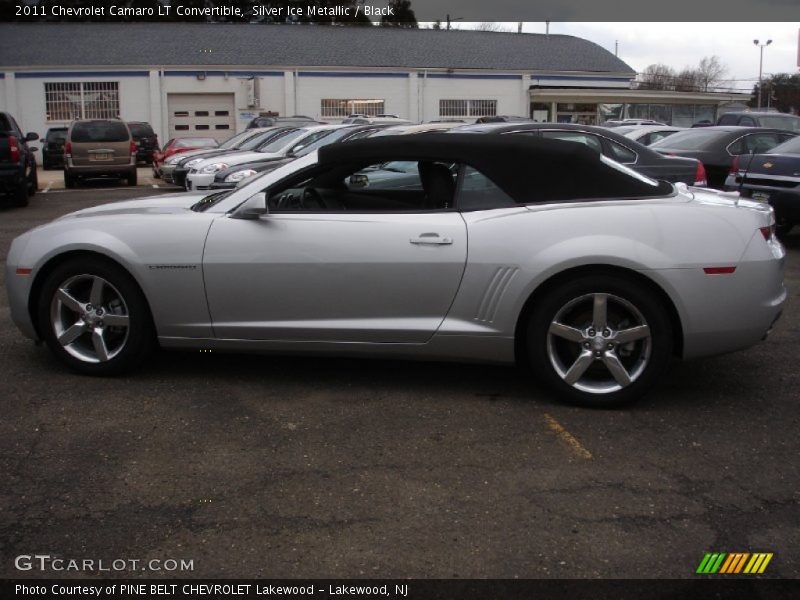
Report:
410,233,453,246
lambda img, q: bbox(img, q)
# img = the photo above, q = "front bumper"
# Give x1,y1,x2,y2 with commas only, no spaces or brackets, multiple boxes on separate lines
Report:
161,163,177,184
186,172,214,191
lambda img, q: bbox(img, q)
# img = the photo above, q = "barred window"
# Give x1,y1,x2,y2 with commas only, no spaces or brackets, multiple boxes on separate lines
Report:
45,82,120,121
439,99,497,118
321,99,385,118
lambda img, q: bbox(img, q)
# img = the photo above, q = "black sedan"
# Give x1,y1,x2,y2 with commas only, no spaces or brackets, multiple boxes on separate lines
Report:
208,124,392,190
724,135,800,236
41,127,67,170
456,122,707,187
650,126,797,189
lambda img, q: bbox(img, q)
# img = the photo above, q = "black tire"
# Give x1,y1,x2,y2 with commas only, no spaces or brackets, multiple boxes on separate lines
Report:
11,179,29,207
37,256,156,376
527,273,673,407
775,213,794,238
28,163,38,196
126,170,138,186
64,171,74,189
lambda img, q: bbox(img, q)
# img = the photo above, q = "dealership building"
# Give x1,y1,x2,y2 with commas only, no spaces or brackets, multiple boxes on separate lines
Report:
0,23,749,151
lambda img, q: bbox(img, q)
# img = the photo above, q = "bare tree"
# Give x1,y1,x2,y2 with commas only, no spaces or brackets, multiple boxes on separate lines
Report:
639,64,676,90
474,22,512,32
696,56,728,92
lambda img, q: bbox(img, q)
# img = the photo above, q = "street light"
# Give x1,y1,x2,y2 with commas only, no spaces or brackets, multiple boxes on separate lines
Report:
753,38,772,109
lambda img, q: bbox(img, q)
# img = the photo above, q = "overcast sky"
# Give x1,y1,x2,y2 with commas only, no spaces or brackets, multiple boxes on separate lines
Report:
455,22,799,90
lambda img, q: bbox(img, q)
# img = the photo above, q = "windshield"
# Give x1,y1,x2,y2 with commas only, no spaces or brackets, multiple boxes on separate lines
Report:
71,121,129,143
219,130,256,150
289,129,345,156
757,115,800,132
174,138,218,149
128,123,154,137
258,128,308,153
768,136,800,155
650,130,725,150
240,129,293,151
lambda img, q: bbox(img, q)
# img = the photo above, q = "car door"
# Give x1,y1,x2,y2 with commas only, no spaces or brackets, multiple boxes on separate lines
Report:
202,159,468,343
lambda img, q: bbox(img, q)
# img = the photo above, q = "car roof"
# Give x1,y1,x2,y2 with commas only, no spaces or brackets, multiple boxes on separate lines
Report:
322,133,673,203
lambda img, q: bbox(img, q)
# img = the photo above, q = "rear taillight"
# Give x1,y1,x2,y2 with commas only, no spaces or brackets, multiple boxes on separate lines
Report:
130,141,137,155
64,141,72,157
759,225,774,241
694,162,707,186
729,155,739,175
8,135,19,163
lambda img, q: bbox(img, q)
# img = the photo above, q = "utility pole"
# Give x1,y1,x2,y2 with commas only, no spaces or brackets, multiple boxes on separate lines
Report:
753,38,772,109
615,40,619,57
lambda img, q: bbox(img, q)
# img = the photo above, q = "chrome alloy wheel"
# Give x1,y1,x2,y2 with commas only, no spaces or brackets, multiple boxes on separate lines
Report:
49,274,131,363
547,293,651,394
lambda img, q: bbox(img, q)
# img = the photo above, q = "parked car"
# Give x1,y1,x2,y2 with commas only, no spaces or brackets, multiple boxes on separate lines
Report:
185,125,351,191
245,115,319,129
340,116,410,125
604,119,667,127
63,119,137,188
724,135,800,236
41,127,68,170
716,111,800,132
151,137,218,178
475,116,533,124
0,111,38,207
208,124,394,190
611,125,684,146
456,122,707,187
127,122,159,164
171,127,297,188
650,127,797,189
6,134,785,407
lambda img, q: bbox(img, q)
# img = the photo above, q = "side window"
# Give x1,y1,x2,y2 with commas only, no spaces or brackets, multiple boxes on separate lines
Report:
745,133,780,154
266,160,459,213
9,116,22,135
606,139,637,164
718,114,737,126
457,166,516,211
541,131,603,154
739,117,756,127
648,131,671,145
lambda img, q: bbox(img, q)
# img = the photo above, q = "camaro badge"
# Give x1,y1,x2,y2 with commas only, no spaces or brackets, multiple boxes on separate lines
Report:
763,162,773,168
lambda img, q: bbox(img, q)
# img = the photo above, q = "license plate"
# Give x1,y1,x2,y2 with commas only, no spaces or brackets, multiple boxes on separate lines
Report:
751,191,770,203
91,153,110,161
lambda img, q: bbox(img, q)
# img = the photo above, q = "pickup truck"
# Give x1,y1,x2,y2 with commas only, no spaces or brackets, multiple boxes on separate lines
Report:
0,112,39,207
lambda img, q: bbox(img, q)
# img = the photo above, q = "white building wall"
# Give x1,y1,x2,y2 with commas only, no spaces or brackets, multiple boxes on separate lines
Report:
294,74,411,121
418,76,527,121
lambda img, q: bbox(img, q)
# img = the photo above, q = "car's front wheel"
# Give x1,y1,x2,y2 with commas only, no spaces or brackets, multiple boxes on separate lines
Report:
38,257,155,375
528,274,673,406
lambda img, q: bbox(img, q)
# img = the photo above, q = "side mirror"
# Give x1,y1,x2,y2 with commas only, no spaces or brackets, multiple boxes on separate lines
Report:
232,192,268,220
25,132,39,142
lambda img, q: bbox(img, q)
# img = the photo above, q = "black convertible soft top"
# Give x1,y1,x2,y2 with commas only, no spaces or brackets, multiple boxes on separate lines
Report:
319,133,674,204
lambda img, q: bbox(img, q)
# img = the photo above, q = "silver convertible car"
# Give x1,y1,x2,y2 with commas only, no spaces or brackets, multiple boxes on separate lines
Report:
6,134,787,406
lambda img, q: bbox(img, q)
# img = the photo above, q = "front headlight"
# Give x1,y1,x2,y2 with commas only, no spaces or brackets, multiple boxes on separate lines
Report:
200,163,228,174
184,158,204,169
224,169,257,183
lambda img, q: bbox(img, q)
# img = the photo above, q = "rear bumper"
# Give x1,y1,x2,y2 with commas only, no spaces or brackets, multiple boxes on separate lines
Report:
0,166,24,193
65,159,136,177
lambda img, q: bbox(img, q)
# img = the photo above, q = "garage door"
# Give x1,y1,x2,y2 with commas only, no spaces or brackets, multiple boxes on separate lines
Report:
167,93,236,142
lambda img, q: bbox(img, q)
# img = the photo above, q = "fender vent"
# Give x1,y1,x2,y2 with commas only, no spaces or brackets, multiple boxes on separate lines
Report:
475,266,518,323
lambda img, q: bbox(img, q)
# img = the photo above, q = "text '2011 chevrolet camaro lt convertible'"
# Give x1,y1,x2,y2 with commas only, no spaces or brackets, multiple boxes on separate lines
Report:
6,135,787,406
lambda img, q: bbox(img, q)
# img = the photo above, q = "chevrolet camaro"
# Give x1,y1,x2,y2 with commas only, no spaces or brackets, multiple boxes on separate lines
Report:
5,135,787,406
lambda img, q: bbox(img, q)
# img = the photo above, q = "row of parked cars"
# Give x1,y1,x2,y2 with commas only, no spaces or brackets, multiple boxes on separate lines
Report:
147,111,800,234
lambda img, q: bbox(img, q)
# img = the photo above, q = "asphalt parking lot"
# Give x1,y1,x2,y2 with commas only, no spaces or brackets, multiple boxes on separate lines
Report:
1,188,798,580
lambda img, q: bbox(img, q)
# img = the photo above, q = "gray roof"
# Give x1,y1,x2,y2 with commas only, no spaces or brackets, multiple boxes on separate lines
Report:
0,23,634,74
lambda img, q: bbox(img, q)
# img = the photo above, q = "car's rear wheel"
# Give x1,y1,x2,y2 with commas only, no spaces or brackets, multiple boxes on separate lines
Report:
126,170,137,186
11,176,29,207
64,171,75,189
28,164,38,196
38,257,155,375
528,275,673,406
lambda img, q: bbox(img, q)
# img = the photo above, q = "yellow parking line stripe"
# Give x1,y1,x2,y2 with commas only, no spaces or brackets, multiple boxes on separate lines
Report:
543,413,593,459
758,554,773,574
745,554,761,573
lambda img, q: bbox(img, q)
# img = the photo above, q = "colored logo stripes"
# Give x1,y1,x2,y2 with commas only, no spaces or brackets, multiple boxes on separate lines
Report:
696,552,773,574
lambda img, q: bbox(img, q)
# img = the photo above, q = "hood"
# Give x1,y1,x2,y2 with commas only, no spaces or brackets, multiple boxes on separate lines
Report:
56,192,211,220
193,150,284,170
